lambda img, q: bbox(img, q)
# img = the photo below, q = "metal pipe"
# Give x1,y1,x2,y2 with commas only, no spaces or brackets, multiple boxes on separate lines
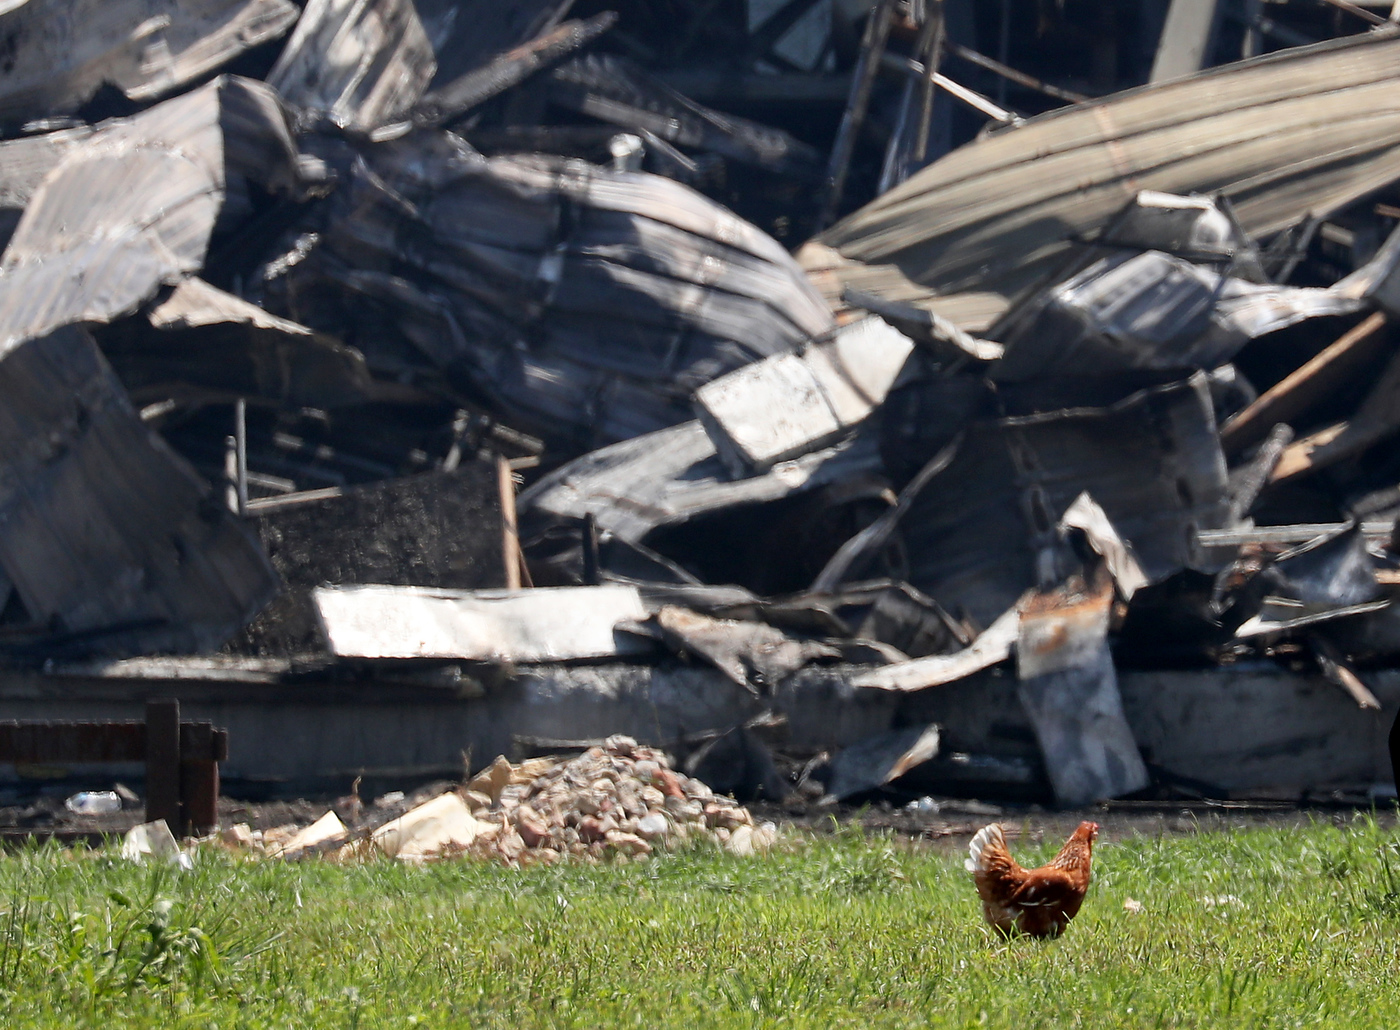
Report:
887,52,1019,125
234,398,248,517
1319,0,1386,25
912,1,947,165
947,43,1089,105
818,0,896,229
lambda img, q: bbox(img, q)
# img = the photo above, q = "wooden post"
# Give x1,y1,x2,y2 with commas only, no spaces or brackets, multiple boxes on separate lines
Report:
144,699,182,835
180,722,219,835
497,454,531,589
582,512,600,586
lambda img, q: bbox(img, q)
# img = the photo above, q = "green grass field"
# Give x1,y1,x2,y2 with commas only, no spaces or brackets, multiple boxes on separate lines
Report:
0,815,1398,1028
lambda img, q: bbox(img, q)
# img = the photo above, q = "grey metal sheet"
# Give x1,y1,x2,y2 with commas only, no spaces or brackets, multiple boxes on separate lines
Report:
267,0,436,133
813,28,1400,310
0,0,297,124
825,723,942,801
0,126,93,213
847,376,1230,628
0,324,276,655
693,316,914,475
518,420,884,544
313,584,651,662
0,76,307,356
1016,574,1148,806
101,277,381,410
853,604,1019,692
268,139,833,453
268,0,568,133
991,250,1366,384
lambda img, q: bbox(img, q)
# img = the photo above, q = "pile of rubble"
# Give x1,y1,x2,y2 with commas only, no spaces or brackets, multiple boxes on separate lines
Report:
208,737,777,865
8,1,1400,815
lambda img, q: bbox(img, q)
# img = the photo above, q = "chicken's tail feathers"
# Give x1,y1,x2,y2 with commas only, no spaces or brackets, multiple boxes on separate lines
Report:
965,822,1006,873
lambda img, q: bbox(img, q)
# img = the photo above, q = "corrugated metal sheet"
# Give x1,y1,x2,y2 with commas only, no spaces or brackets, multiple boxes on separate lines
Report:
519,420,882,545
838,376,1229,628
0,0,297,124
0,76,306,356
313,583,650,661
0,324,276,655
265,136,834,453
268,0,568,132
98,277,379,409
810,27,1400,316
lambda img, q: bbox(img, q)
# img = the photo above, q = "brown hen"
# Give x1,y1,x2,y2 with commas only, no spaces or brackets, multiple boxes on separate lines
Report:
965,821,1098,938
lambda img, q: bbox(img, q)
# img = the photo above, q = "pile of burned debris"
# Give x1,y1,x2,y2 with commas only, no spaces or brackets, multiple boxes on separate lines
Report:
3,0,1400,812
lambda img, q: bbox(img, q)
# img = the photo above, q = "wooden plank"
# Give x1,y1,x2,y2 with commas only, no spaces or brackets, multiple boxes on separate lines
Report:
1311,637,1382,710
0,720,144,762
498,454,524,591
144,699,182,835
1220,311,1391,455
1273,341,1400,481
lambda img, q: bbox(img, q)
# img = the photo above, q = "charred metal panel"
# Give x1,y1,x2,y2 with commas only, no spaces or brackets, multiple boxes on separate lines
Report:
519,420,883,544
269,0,570,132
547,53,823,178
0,77,307,355
0,0,297,125
266,138,833,454
100,278,380,410
884,377,1229,627
992,250,1366,384
0,325,275,655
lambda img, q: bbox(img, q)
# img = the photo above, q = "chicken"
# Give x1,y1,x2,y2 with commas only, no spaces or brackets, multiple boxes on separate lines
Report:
965,820,1098,938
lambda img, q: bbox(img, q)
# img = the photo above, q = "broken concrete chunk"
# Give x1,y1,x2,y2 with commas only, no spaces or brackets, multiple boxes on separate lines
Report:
269,810,347,858
313,584,650,661
467,755,514,805
372,791,479,860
